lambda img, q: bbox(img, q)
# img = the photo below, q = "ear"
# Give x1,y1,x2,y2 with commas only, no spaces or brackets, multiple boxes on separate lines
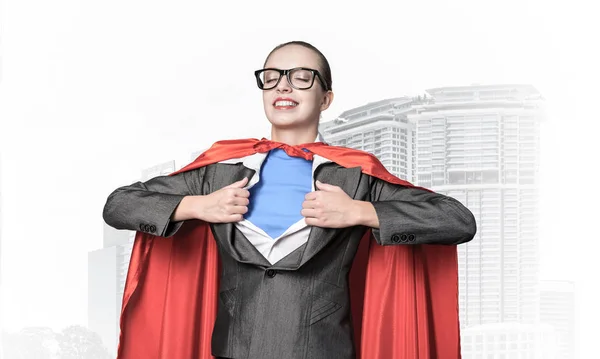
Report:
320,90,334,111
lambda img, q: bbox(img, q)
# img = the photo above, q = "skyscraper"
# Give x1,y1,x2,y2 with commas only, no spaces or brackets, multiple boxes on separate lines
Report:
320,97,422,182
540,280,576,359
320,84,546,356
409,85,545,327
88,224,130,356
460,322,557,359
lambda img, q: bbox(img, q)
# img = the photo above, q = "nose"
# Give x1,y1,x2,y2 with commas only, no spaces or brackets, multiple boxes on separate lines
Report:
275,73,292,93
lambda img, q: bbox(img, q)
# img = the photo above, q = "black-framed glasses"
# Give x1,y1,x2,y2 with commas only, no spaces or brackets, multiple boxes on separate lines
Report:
254,67,329,91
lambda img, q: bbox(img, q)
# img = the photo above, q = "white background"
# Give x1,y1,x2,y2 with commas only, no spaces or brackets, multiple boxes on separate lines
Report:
0,0,597,357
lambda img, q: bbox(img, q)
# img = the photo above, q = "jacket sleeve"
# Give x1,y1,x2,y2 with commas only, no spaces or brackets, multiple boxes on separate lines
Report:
102,167,207,238
368,175,477,246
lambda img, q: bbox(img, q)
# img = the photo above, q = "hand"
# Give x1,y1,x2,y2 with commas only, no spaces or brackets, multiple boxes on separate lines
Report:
301,180,359,228
195,177,250,223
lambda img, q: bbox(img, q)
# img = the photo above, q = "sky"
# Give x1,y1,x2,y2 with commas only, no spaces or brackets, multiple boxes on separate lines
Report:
0,0,598,356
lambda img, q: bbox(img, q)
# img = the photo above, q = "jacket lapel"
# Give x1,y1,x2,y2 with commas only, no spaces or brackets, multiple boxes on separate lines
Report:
275,163,363,270
209,161,363,270
208,163,272,268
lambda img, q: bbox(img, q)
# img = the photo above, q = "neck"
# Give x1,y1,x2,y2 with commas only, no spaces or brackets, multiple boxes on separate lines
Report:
270,126,319,145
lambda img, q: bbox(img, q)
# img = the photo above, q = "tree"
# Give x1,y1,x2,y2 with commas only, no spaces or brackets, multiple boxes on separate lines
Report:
56,325,111,359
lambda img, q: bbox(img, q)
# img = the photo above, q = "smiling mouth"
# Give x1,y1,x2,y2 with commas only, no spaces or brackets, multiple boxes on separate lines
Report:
273,100,298,108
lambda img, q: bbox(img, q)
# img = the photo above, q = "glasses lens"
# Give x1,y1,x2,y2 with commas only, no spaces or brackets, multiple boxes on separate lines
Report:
259,70,281,89
289,68,315,89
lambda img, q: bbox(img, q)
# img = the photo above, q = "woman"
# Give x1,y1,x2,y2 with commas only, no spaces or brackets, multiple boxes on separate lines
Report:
103,41,477,359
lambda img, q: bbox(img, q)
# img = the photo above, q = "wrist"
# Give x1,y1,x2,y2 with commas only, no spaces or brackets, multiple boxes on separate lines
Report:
190,195,208,221
353,200,380,228
175,195,203,221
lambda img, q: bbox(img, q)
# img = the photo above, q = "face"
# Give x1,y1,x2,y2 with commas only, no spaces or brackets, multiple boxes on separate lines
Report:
261,45,333,130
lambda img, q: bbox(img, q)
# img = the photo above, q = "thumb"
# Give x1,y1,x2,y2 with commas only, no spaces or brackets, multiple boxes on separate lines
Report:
315,180,334,190
225,177,249,188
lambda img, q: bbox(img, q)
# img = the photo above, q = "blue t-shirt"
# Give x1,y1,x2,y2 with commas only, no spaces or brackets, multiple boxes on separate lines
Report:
245,148,313,239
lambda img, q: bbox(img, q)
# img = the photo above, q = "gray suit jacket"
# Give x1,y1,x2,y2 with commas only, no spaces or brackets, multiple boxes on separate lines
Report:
103,161,477,359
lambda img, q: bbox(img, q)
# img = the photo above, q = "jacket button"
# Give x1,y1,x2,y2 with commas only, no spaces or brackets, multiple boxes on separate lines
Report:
139,223,145,231
266,269,277,278
408,234,415,242
144,224,150,232
391,234,401,243
400,233,408,242
149,225,157,233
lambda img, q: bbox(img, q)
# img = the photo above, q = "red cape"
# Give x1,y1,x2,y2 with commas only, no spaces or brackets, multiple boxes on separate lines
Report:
116,139,461,359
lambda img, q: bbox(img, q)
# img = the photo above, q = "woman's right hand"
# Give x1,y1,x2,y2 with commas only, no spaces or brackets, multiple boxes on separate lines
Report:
177,177,250,223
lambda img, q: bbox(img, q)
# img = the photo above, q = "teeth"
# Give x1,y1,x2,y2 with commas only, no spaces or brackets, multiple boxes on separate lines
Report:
274,100,297,107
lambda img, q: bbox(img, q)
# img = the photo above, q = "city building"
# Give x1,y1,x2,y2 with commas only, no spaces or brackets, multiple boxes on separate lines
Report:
320,97,422,183
540,280,576,359
88,224,129,356
461,322,558,359
409,85,545,327
321,84,546,356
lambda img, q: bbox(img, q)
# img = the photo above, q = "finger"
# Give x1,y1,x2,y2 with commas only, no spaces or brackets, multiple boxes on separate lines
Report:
315,180,330,189
301,208,318,218
315,180,341,192
302,200,318,209
226,187,249,198
227,213,245,222
224,177,249,189
232,196,250,206
233,188,250,198
304,191,318,201
228,204,248,215
304,217,319,226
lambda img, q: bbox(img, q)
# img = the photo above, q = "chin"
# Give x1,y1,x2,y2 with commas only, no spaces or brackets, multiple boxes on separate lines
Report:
268,115,306,128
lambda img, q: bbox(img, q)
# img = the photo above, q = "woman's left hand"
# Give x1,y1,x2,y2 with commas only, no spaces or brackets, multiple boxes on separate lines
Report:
301,180,362,228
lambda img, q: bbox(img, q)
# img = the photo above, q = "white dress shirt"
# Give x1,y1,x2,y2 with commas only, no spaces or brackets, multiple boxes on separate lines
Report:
218,133,332,264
